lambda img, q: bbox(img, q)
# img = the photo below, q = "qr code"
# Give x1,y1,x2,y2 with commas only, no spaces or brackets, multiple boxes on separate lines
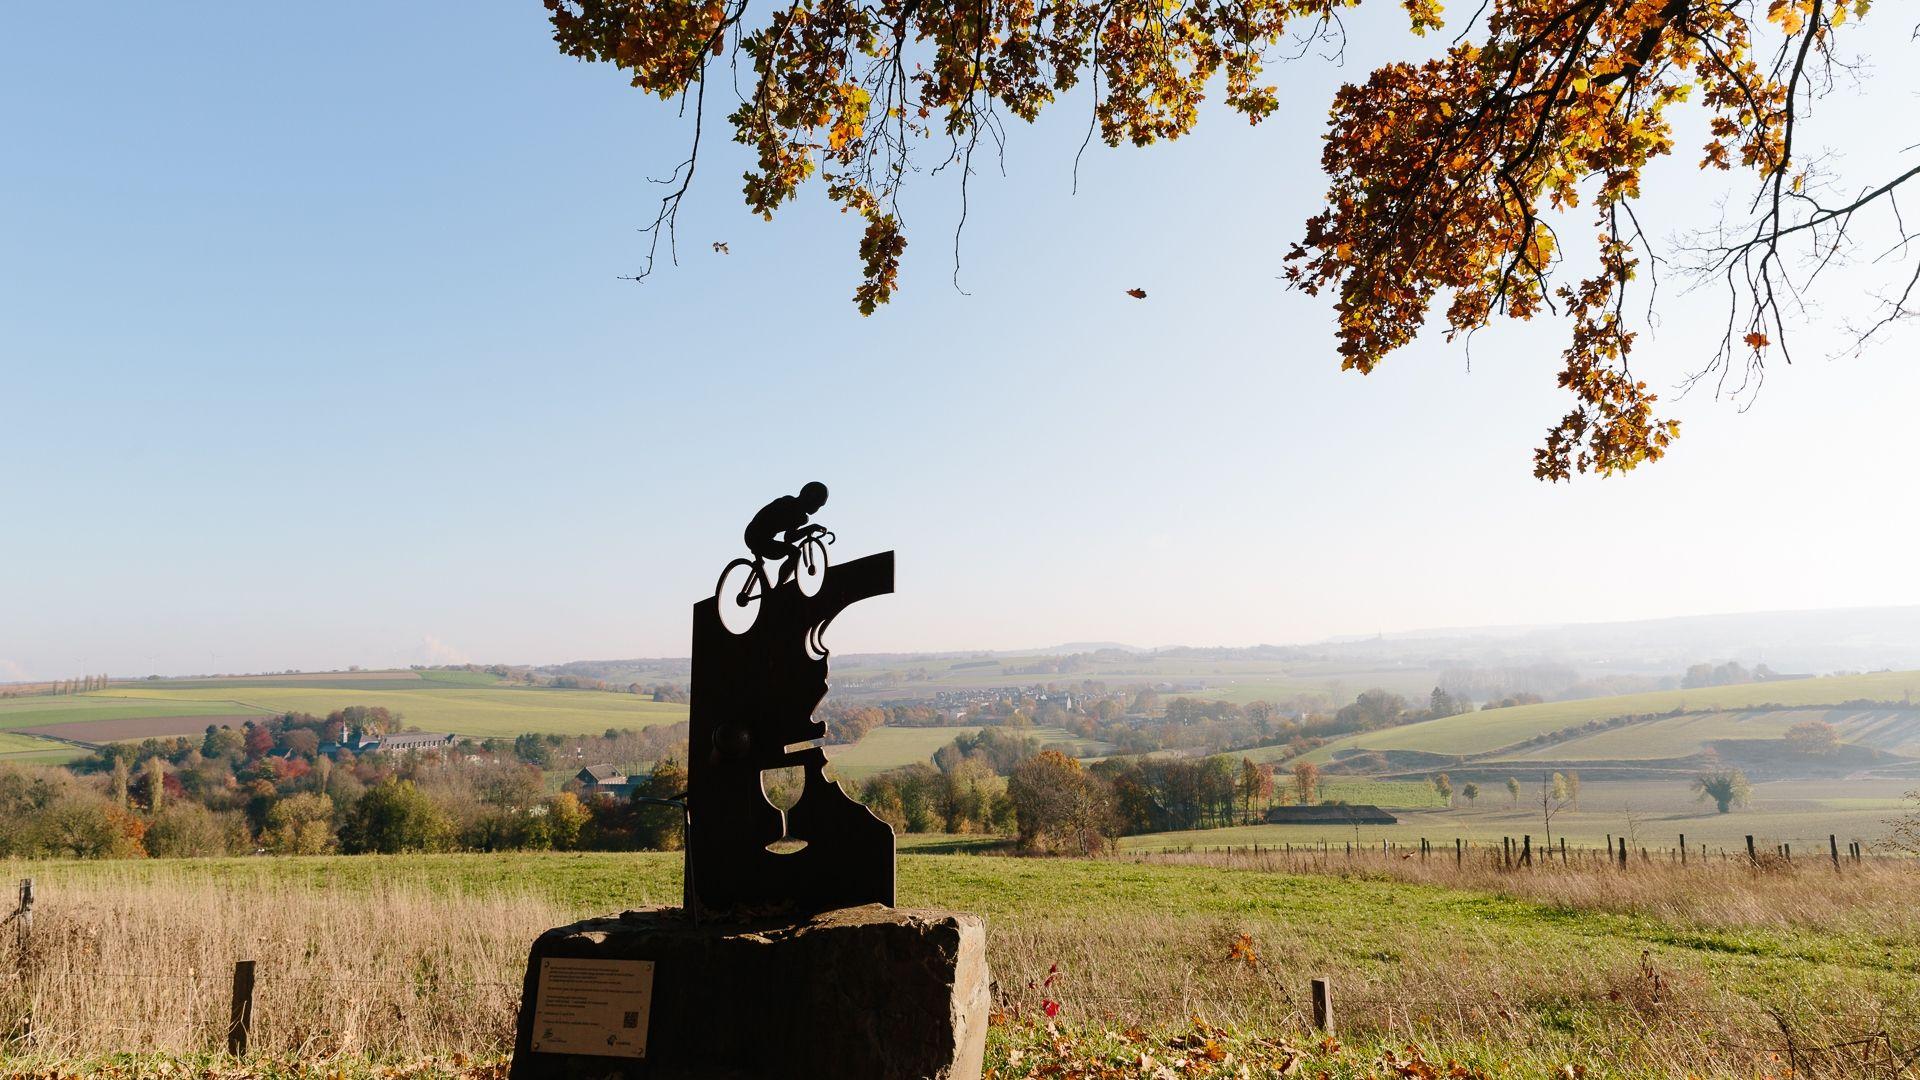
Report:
623,1011,640,1029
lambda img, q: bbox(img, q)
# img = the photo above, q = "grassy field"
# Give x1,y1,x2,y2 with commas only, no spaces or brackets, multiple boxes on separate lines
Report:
0,695,275,731
0,731,87,764
1119,777,1916,852
7,850,1919,1076
828,652,1445,704
0,695,277,757
0,731,57,754
1302,670,1920,762
3,682,688,741
1499,706,1920,761
823,724,1114,782
823,724,983,780
0,747,88,765
1308,778,1452,808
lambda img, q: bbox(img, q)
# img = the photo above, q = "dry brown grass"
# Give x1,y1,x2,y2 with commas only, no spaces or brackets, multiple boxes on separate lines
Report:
986,910,1767,1075
977,851,1920,1077
1,870,559,1059
1133,846,1920,938
4,852,1919,1076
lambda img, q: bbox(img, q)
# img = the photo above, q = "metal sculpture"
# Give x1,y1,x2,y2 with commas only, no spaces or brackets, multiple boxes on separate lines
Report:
683,484,895,919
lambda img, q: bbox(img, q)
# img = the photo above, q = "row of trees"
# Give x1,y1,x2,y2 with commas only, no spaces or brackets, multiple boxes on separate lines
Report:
0,673,113,698
858,725,1332,850
1681,662,1781,689
0,709,696,860
931,683,1477,766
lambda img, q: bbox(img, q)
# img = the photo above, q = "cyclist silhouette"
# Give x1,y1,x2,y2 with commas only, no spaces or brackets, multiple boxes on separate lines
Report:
745,481,829,586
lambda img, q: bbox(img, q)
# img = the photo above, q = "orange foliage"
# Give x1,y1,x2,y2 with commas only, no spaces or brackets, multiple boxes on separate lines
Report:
548,0,1873,478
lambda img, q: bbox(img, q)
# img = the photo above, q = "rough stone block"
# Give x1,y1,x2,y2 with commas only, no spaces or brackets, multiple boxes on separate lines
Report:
510,904,988,1080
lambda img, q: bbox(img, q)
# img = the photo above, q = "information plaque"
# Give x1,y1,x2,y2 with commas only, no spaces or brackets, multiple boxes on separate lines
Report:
529,958,656,1058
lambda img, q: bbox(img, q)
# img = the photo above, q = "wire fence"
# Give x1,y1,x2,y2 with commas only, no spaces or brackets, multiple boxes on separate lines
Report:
9,870,1920,1076
1128,830,1886,871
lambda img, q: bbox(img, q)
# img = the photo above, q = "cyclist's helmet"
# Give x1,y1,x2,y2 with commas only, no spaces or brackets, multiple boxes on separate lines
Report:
799,481,828,510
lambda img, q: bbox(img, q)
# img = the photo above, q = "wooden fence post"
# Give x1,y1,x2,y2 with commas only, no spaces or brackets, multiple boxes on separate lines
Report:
1746,835,1757,865
14,879,30,951
15,878,33,1044
1616,836,1627,868
1679,835,1686,866
1521,835,1532,867
228,959,256,1055
1455,838,1462,866
1311,977,1334,1034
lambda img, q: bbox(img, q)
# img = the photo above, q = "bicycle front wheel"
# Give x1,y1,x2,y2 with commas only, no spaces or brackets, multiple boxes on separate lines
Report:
794,536,829,598
715,559,764,634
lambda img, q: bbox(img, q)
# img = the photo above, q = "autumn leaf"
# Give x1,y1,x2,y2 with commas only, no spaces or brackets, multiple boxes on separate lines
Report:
1125,288,1147,299
1743,332,1769,350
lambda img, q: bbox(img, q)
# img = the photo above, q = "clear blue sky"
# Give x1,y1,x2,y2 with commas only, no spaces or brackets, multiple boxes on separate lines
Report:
3,4,1916,680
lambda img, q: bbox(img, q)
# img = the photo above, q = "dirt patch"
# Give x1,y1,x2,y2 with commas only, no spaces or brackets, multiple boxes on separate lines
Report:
19,714,261,743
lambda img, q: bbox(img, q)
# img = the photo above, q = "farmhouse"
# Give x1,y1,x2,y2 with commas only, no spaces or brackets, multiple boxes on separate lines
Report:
1263,803,1398,825
321,730,458,757
376,731,459,753
577,763,637,799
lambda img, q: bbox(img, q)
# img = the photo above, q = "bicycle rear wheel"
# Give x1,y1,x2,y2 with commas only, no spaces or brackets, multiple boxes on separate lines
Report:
715,559,764,634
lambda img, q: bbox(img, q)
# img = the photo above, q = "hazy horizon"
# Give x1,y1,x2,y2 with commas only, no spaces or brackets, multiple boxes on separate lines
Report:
8,601,1920,684
6,5,1918,682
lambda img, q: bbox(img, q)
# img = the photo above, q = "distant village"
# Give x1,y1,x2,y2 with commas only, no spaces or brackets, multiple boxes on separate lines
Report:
319,724,648,804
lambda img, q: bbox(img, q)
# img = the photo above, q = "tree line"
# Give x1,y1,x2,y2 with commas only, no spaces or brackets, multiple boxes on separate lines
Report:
0,673,113,698
0,711,691,860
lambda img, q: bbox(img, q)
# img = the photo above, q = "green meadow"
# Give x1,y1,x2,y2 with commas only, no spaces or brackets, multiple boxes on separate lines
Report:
1302,670,1920,761
0,731,85,763
0,694,273,731
823,724,1114,781
11,681,691,741
1119,776,1915,852
830,652,1445,704
823,724,984,780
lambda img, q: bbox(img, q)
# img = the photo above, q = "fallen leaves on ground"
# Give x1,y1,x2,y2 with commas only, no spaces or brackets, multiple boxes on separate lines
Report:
0,1055,508,1080
988,1017,1509,1079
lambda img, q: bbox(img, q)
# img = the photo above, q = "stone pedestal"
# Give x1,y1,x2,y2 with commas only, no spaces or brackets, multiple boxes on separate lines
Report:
509,904,989,1080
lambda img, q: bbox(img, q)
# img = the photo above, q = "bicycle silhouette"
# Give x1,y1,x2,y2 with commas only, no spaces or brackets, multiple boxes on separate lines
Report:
714,529,834,634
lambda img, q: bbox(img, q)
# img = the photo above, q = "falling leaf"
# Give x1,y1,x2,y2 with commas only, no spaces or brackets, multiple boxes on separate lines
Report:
1125,288,1147,299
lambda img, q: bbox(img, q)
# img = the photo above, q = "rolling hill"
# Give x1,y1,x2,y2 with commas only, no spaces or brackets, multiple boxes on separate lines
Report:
1299,669,1920,765
0,670,688,750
